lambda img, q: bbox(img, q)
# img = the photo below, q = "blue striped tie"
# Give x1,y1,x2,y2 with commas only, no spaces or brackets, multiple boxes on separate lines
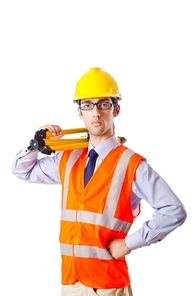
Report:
84,149,98,187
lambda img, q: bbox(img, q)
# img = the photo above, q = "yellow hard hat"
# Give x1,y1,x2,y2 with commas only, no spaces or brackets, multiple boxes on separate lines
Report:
73,67,122,102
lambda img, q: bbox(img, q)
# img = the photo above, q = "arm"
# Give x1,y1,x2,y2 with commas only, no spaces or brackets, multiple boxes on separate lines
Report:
108,161,187,259
11,124,63,184
11,148,63,184
125,161,187,250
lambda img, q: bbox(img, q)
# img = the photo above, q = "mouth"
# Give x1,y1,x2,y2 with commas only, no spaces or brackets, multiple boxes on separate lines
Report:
92,121,102,127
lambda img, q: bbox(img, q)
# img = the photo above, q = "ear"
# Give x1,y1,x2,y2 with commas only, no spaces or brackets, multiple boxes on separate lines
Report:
113,105,120,117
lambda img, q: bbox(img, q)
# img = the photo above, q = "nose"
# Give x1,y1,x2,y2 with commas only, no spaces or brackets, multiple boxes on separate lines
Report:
92,104,100,116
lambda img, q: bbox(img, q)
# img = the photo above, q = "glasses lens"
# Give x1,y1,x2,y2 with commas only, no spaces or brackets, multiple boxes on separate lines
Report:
97,102,112,110
80,103,94,110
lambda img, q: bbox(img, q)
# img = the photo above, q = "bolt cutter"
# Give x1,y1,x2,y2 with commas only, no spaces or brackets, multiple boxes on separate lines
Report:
28,127,127,155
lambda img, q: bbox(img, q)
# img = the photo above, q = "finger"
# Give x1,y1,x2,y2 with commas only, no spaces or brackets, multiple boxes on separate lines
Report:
38,124,62,137
50,125,62,136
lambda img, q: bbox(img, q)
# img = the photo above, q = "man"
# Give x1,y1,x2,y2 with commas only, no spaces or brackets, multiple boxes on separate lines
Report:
11,67,187,296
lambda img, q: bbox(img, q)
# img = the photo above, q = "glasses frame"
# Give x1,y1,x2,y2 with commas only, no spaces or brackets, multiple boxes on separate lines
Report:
79,101,113,111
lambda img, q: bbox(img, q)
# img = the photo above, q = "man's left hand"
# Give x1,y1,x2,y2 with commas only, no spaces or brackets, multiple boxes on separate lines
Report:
107,239,131,259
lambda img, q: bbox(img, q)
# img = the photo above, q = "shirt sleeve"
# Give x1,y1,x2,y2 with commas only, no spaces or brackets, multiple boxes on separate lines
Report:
11,146,63,184
125,161,187,250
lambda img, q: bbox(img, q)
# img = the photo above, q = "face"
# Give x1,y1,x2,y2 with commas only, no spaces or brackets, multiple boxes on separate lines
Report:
77,97,120,143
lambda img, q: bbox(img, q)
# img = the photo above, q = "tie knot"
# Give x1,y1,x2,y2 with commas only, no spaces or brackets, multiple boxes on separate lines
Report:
88,149,98,159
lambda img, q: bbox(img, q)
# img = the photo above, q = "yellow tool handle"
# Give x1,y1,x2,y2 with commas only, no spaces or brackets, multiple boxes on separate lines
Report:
46,142,89,151
45,138,88,145
45,127,88,139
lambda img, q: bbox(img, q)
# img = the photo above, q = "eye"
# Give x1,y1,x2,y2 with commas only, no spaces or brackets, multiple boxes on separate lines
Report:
81,103,93,110
99,102,111,109
102,102,109,107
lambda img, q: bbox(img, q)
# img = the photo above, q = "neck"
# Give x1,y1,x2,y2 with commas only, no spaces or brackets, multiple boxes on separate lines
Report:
89,133,115,147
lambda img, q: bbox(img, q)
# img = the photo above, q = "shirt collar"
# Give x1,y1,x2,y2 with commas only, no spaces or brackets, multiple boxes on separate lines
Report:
88,135,120,160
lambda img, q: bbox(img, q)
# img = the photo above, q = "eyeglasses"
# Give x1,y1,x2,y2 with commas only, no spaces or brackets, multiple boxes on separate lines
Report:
79,101,113,111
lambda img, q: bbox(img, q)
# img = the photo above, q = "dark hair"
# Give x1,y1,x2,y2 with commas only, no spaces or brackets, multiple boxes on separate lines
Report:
111,97,119,106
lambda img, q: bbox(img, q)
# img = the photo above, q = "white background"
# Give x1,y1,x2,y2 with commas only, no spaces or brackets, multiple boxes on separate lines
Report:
0,1,195,295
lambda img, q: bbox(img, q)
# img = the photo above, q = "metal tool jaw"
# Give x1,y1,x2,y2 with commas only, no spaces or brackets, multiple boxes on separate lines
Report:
28,129,55,155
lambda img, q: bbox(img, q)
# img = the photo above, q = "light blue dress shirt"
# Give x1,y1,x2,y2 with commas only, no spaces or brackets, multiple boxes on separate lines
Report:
11,135,187,250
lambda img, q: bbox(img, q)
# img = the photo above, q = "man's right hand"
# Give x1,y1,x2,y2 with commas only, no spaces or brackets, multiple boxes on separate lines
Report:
38,124,63,139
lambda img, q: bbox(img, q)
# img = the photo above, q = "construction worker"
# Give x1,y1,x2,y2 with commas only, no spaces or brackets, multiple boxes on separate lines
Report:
11,67,187,296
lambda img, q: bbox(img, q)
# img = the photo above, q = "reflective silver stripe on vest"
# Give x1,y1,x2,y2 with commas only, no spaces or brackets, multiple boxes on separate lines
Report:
62,149,84,208
60,243,73,256
61,209,132,233
60,243,112,259
103,149,134,216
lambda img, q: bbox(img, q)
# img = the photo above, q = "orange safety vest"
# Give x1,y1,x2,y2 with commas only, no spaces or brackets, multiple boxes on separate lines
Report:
59,145,145,288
